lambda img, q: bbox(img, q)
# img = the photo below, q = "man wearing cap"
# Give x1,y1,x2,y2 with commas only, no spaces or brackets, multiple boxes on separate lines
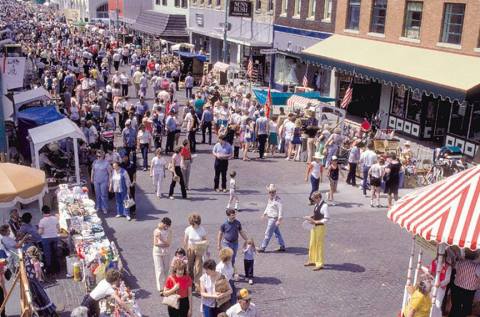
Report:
226,288,259,317
122,120,137,163
304,191,329,271
255,110,269,159
258,184,286,253
165,110,177,153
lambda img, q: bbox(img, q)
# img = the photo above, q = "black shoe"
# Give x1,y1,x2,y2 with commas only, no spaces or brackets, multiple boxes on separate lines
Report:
275,247,286,252
257,248,265,253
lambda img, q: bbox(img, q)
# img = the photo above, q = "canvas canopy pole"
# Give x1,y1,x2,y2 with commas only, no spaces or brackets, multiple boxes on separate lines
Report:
413,249,423,286
429,244,446,317
402,236,416,311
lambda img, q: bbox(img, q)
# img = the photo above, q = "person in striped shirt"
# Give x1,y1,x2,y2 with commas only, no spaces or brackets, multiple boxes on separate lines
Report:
449,249,480,317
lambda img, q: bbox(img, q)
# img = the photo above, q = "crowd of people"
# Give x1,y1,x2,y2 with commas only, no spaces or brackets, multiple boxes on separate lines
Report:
2,1,480,317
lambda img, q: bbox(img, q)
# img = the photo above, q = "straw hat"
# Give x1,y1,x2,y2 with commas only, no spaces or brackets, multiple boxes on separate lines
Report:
266,184,277,192
238,288,251,300
313,153,323,160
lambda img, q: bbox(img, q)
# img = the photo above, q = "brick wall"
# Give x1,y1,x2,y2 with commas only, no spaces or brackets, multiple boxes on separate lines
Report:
335,0,480,56
274,0,336,33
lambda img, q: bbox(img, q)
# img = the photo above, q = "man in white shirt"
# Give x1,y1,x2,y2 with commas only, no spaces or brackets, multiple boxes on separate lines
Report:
226,288,259,317
359,143,378,197
258,184,285,253
119,71,129,97
38,206,60,275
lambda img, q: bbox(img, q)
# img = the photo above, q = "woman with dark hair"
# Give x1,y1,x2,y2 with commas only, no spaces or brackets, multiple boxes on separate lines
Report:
384,152,402,208
185,108,199,153
163,260,193,317
169,146,187,199
137,123,153,171
153,217,173,293
18,212,42,249
184,213,207,291
199,259,232,317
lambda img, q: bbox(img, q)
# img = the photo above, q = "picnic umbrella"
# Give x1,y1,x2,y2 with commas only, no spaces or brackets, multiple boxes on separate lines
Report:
387,165,480,316
0,163,46,208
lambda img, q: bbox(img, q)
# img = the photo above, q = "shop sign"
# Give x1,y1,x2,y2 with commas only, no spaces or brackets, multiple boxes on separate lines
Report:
196,14,204,27
260,48,277,55
229,0,252,17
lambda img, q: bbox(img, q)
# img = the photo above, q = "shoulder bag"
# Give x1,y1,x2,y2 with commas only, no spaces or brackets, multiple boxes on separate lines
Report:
162,277,181,309
215,274,231,307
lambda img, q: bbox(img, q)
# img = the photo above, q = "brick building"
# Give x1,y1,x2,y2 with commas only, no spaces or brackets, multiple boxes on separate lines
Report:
301,0,480,156
271,0,336,92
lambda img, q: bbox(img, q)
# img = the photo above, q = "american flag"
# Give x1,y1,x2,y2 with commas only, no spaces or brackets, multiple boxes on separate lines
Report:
302,71,308,87
247,56,253,78
340,79,353,109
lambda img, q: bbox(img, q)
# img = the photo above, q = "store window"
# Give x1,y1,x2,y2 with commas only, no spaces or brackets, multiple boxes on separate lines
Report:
391,87,407,118
346,0,361,30
468,103,480,142
294,0,301,16
308,0,316,18
323,0,332,21
370,0,387,34
403,1,422,39
281,0,288,14
440,3,465,45
406,90,422,122
449,101,471,137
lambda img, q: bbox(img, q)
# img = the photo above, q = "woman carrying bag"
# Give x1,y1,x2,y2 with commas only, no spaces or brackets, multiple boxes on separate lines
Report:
110,162,133,221
163,259,193,317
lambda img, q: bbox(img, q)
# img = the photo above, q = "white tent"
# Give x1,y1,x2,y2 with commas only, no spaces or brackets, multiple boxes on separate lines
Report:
13,87,52,114
171,43,194,51
213,62,230,73
28,118,86,184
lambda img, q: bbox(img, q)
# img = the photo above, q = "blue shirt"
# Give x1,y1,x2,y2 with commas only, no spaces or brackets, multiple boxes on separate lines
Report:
135,101,149,116
213,142,233,157
221,219,242,243
122,127,137,147
92,159,111,183
202,109,213,122
166,116,177,132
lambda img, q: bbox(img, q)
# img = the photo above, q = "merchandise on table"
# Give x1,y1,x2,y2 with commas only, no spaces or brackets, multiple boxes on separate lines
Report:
99,281,142,317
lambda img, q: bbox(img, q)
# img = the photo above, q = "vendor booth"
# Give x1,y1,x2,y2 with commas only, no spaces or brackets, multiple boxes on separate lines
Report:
253,88,336,106
176,51,208,82
28,118,86,185
388,165,480,317
213,62,230,85
12,87,52,119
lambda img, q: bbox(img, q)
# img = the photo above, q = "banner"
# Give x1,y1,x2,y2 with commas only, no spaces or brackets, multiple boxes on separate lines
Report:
2,57,26,90
229,0,252,17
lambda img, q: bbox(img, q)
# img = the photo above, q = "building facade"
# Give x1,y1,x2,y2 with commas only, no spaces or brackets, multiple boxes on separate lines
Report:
302,0,480,157
188,0,274,81
272,0,336,93
57,0,111,22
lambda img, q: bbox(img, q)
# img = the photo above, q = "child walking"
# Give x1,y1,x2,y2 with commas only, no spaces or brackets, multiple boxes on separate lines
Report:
227,171,239,211
243,239,256,285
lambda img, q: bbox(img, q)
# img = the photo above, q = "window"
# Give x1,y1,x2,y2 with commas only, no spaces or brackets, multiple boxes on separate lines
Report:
403,1,422,39
268,0,273,11
308,0,316,18
256,0,261,11
156,0,161,4
182,0,188,7
294,0,301,16
346,0,361,30
449,101,471,137
406,90,422,122
207,0,212,5
281,0,288,14
175,0,180,6
216,0,221,6
440,3,465,45
370,0,387,34
162,0,167,5
323,0,332,21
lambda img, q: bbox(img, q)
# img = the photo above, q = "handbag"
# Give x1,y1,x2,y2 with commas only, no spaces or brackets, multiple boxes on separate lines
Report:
215,275,230,307
123,196,135,209
162,294,180,309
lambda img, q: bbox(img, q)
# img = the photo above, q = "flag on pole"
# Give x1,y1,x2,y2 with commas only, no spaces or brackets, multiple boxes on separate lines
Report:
265,85,272,119
247,56,253,78
302,71,308,88
340,78,354,109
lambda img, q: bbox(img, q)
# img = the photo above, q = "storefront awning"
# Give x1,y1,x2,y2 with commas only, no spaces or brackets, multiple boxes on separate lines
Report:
253,88,336,106
301,35,480,103
131,10,188,39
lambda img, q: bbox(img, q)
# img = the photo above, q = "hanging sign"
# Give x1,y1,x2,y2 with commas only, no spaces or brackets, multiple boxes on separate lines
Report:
2,57,26,90
229,0,252,17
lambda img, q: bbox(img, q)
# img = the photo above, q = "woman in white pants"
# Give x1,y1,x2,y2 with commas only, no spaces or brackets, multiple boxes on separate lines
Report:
153,217,172,293
150,148,167,198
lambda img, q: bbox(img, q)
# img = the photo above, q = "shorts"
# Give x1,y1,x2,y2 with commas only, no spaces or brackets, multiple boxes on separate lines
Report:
269,133,278,146
370,176,381,187
329,178,338,191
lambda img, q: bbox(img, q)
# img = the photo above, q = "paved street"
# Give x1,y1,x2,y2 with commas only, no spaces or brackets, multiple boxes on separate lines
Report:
99,86,415,316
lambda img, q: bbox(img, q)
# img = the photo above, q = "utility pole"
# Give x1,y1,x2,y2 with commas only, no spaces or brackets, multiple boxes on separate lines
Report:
222,0,229,62
0,61,6,159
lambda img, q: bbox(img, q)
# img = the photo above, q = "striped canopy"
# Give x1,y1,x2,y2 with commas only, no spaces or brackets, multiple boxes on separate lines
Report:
388,165,480,250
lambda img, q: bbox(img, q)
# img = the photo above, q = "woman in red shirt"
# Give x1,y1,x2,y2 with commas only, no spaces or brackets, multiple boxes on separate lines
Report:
163,259,193,317
180,140,192,190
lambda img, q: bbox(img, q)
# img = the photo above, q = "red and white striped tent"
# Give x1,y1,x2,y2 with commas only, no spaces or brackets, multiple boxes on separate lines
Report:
286,95,321,110
388,165,480,250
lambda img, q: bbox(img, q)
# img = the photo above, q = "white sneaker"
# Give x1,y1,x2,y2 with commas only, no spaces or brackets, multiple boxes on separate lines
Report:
126,216,131,221
285,157,290,161
248,279,253,285
169,196,174,200
115,215,121,218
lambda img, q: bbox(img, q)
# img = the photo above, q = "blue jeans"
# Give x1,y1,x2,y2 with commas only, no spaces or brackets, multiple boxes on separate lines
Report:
94,181,109,212
221,240,238,266
202,305,217,317
309,175,320,202
362,166,371,196
41,237,59,274
140,143,149,169
115,191,129,216
261,218,285,250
